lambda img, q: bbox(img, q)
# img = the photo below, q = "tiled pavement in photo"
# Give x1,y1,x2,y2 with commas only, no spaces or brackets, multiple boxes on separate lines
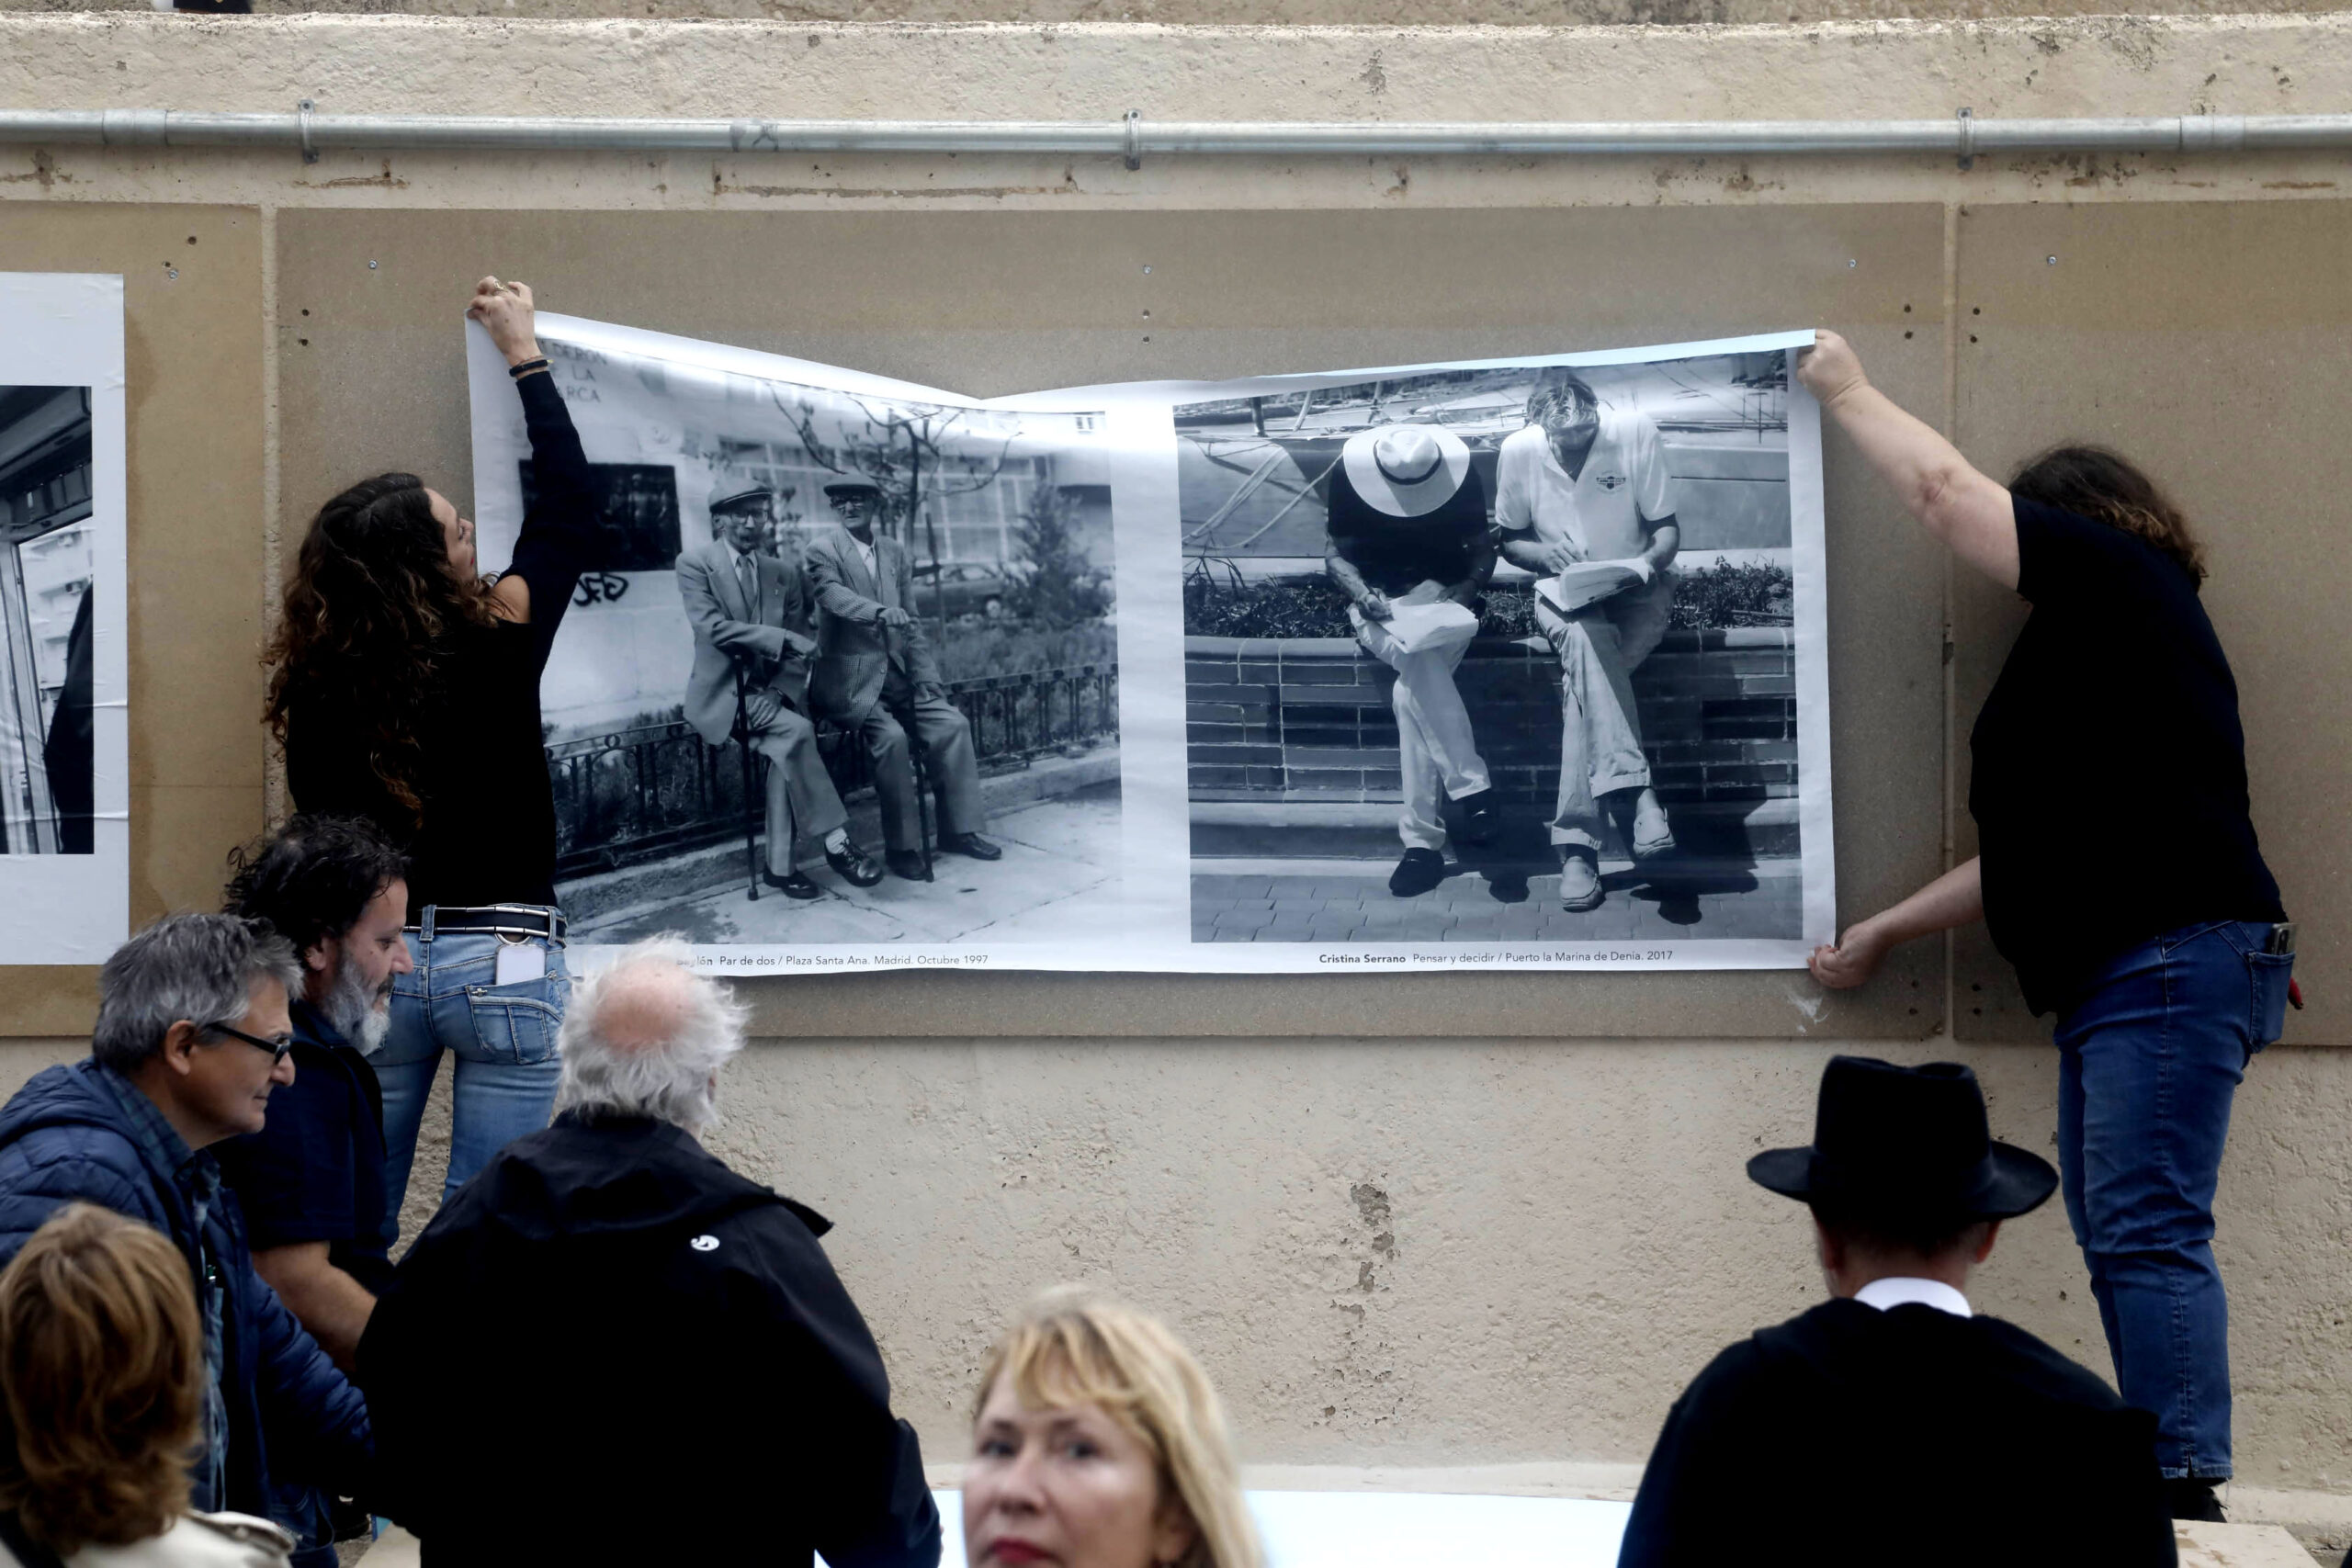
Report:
1191,862,1804,943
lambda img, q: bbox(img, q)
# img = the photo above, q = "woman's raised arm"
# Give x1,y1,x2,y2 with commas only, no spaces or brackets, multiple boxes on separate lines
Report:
1797,330,2020,592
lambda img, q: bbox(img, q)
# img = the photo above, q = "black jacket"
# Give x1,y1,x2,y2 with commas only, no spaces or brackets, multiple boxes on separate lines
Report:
356,1112,941,1568
1618,1298,2176,1567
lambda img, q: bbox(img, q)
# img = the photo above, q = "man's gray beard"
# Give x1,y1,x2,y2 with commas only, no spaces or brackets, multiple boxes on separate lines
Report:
325,960,393,1055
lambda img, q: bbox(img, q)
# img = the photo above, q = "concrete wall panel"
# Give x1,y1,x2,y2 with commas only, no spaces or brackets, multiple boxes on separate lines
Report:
0,204,262,1031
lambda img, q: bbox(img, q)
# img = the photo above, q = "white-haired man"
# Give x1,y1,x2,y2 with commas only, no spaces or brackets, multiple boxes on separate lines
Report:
357,938,943,1568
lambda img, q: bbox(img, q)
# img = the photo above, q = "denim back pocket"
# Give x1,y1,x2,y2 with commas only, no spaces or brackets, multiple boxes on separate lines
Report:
459,943,571,1066
2247,951,2294,1048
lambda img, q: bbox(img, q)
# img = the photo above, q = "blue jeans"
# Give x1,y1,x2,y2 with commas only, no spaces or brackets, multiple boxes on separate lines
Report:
2053,918,2293,1481
378,910,570,1240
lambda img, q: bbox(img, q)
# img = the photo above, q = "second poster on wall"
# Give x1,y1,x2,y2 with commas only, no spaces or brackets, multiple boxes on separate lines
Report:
468,315,1830,975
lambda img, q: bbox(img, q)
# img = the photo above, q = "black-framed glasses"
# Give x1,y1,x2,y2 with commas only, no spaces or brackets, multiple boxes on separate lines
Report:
204,1022,295,1064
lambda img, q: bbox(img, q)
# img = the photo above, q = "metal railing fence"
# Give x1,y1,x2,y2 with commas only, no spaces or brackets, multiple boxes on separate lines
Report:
547,662,1116,881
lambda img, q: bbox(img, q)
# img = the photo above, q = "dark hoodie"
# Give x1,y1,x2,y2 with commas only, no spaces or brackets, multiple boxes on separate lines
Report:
356,1111,941,1568
1617,1298,2176,1567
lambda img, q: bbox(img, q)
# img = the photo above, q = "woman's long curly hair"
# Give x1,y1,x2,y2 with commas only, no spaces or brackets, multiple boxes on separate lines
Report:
2009,444,2208,585
265,473,500,822
0,1204,204,1553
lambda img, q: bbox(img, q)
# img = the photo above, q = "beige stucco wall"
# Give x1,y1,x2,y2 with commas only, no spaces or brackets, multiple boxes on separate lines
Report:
4,6,2351,1532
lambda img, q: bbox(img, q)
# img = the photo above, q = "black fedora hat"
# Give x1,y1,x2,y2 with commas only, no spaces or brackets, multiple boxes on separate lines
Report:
1747,1055,2056,1224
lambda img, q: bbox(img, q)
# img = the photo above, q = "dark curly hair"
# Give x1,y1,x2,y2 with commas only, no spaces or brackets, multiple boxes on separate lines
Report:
264,473,501,821
223,813,411,960
2009,444,2207,585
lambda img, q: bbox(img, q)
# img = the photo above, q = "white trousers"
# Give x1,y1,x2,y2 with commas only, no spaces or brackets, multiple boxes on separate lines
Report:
1356,615,1492,852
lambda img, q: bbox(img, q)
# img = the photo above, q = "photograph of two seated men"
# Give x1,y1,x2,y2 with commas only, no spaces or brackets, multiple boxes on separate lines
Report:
1181,350,1804,945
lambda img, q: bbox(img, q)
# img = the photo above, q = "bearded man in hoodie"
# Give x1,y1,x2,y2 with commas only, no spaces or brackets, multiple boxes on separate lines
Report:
356,937,942,1568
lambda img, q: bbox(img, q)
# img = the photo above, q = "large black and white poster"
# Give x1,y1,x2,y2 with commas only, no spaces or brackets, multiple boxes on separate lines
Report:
470,319,1829,974
0,275,128,963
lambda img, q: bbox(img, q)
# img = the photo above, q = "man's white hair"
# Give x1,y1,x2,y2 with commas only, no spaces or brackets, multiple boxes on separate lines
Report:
554,936,746,1134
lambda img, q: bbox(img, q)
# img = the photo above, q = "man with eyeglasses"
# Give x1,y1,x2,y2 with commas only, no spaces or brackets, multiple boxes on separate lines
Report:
0,912,372,1568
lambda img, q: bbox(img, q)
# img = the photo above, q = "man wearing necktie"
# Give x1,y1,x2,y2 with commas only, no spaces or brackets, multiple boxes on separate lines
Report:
804,477,1000,882
678,487,883,898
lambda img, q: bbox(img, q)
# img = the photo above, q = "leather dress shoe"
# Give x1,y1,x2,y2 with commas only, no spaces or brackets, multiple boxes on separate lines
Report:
2163,1479,2225,1523
887,851,933,883
1388,847,1447,898
1453,789,1499,847
825,842,885,887
943,832,1002,861
762,868,823,900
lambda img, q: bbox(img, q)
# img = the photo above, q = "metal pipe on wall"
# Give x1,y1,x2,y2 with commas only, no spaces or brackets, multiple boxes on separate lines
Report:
2,108,2350,159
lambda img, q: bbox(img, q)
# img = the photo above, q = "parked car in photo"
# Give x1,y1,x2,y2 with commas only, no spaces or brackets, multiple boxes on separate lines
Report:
913,559,1017,620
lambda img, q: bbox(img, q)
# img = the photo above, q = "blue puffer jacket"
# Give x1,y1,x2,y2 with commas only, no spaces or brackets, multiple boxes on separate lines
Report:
0,1061,371,1568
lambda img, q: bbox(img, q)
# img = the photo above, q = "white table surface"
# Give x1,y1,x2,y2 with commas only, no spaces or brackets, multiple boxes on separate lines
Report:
931,1489,1634,1568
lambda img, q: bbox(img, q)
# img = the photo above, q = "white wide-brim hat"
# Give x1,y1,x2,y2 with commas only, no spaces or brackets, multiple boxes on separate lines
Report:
1340,423,1473,519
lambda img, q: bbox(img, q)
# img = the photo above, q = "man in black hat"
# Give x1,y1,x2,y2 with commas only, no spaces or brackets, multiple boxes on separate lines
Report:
1324,423,1500,899
805,477,999,882
1617,1055,2175,1567
678,486,884,898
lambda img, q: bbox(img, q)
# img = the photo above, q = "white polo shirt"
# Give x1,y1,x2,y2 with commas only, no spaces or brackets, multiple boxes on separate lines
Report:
1494,403,1679,563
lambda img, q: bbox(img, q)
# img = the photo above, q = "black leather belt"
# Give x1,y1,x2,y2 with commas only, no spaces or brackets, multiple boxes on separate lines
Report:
407,905,567,942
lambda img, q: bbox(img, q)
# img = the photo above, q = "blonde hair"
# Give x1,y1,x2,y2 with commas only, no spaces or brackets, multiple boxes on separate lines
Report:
974,1291,1263,1568
0,1204,205,1553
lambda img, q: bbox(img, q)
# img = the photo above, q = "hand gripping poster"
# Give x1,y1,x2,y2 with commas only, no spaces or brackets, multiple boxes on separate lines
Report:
468,318,1829,975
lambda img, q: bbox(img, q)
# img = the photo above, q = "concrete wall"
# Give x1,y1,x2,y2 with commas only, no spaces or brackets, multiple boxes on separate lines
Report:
5,6,2352,1536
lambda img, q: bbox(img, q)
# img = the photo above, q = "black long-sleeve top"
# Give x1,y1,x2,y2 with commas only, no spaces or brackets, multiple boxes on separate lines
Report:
286,370,596,916
1971,497,2283,1014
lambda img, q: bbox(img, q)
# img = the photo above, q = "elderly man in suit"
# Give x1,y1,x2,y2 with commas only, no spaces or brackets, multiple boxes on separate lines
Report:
678,487,883,899
804,478,999,883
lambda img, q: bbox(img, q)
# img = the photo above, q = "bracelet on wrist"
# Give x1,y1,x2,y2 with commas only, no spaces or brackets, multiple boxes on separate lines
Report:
507,356,551,380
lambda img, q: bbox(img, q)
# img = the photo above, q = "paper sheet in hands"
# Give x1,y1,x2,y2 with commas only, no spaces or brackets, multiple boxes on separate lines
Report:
1375,599,1480,655
1536,559,1651,616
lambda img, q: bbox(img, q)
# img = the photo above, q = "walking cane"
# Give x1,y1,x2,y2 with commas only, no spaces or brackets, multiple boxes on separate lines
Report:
733,667,761,901
909,725,935,881
881,698,935,883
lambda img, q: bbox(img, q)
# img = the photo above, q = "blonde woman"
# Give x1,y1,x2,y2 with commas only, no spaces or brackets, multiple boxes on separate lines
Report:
965,1292,1262,1568
0,1204,292,1568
